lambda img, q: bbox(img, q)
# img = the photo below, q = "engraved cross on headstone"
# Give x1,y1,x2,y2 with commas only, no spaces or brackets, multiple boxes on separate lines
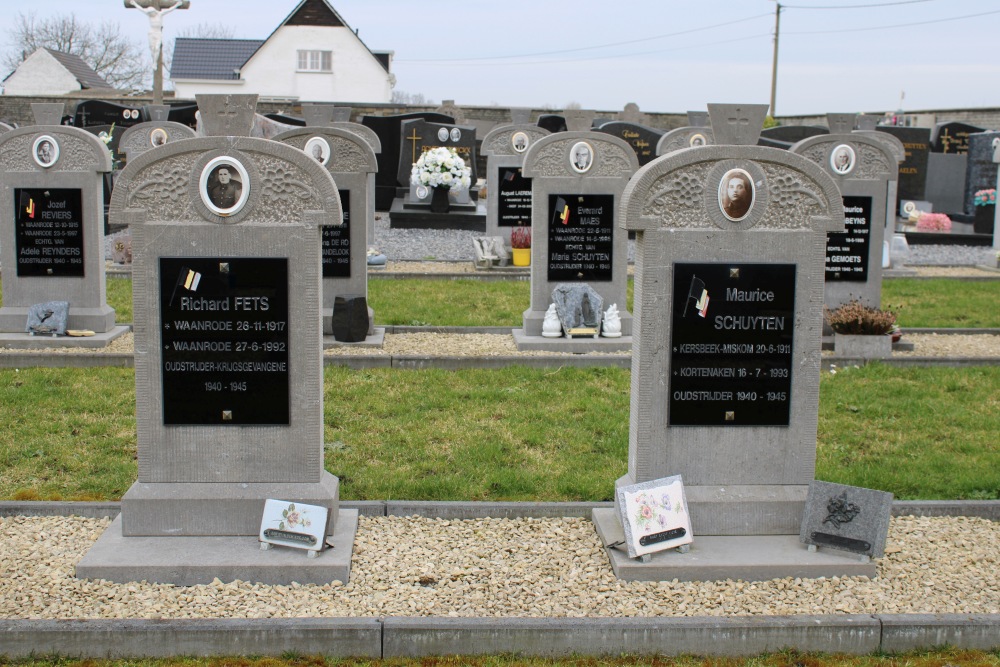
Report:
196,94,258,137
827,113,856,135
707,103,769,146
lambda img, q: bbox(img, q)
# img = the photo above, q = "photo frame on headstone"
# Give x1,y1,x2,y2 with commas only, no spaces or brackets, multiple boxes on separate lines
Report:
33,135,59,168
615,475,693,559
831,144,856,176
149,128,168,148
304,136,331,166
200,156,250,217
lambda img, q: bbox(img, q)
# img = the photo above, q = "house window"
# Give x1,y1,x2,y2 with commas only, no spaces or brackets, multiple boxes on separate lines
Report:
297,50,332,72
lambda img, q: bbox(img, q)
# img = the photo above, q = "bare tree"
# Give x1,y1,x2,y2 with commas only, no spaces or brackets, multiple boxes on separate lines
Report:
391,90,434,106
2,12,147,90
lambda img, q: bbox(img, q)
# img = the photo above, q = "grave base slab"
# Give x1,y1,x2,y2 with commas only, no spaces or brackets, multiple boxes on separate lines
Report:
388,198,486,232
323,328,385,349
592,509,876,582
0,325,129,349
76,510,358,586
512,329,632,353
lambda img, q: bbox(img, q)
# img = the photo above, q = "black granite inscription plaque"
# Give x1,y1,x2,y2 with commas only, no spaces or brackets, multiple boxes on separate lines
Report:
497,167,532,227
323,189,351,278
594,121,663,166
810,532,871,554
669,263,795,426
825,195,872,282
160,257,290,425
548,194,614,282
878,126,930,202
14,188,85,277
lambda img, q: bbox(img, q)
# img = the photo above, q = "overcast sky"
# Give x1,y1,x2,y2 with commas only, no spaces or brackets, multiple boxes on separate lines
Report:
4,0,1000,116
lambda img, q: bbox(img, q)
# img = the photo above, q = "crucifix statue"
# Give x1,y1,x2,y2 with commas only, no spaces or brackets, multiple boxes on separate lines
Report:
125,0,190,105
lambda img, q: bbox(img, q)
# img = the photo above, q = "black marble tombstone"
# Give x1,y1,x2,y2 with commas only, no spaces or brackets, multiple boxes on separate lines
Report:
594,121,664,166
362,112,454,210
537,115,567,134
73,100,144,128
396,117,478,187
878,126,931,203
931,122,984,154
758,125,828,150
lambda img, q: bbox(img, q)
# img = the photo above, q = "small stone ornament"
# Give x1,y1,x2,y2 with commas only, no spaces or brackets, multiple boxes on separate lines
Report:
541,303,562,337
615,475,693,560
800,480,893,559
552,283,603,338
259,499,329,558
601,303,622,337
26,301,69,335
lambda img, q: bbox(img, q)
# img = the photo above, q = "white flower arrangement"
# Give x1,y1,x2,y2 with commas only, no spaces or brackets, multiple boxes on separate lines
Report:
410,147,472,191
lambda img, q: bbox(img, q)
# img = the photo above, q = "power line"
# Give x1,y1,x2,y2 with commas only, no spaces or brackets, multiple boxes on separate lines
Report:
395,12,772,63
396,34,773,68
784,7,1000,34
783,0,939,9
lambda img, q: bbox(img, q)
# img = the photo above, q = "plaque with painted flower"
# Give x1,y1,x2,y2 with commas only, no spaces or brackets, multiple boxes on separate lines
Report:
615,475,693,559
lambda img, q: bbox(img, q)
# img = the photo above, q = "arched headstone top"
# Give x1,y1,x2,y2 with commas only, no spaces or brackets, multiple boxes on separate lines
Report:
708,103,770,146
110,136,342,228
522,131,639,179
329,122,382,154
791,134,897,182
622,145,844,234
855,129,905,164
0,126,113,174
272,126,378,173
657,126,715,156
481,123,550,157
118,121,197,162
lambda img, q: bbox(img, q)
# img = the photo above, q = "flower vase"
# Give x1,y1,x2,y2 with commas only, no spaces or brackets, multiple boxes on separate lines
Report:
512,248,531,266
973,204,995,235
430,186,450,213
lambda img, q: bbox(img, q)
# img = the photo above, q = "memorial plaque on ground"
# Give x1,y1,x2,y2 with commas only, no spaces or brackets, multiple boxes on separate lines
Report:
0,103,121,341
877,126,930,203
481,123,549,242
513,131,638,351
547,194,614,282
14,188,84,277
77,94,358,586
594,121,664,166
160,257,290,425
668,263,794,426
800,481,893,559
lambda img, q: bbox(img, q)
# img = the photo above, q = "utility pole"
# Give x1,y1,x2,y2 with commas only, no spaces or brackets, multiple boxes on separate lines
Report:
769,2,782,118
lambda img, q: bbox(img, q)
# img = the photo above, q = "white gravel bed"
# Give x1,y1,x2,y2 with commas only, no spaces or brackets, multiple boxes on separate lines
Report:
1,514,997,619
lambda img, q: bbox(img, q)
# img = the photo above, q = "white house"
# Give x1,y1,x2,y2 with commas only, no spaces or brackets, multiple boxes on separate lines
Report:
170,0,394,103
3,48,114,96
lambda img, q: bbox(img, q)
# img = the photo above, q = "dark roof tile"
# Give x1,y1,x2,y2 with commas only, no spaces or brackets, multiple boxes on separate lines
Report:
170,38,265,80
43,48,113,89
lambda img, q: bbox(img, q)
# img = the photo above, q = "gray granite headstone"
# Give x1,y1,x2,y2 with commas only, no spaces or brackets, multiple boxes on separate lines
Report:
77,94,357,586
687,111,709,128
513,131,638,352
0,103,124,344
196,94,258,137
146,105,171,122
272,126,380,342
118,120,197,163
618,103,647,125
657,125,715,155
301,103,335,128
26,300,69,335
481,123,549,243
800,481,893,558
510,108,532,125
791,113,898,313
617,102,845,535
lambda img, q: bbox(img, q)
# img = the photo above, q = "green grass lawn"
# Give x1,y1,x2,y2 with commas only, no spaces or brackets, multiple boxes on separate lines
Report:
1,648,999,667
1,365,996,503
5,276,997,328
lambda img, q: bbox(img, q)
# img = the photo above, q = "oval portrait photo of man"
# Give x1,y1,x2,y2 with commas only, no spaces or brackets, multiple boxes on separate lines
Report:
830,144,856,175
33,135,59,168
304,136,331,166
200,157,250,217
570,141,593,174
718,168,754,222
